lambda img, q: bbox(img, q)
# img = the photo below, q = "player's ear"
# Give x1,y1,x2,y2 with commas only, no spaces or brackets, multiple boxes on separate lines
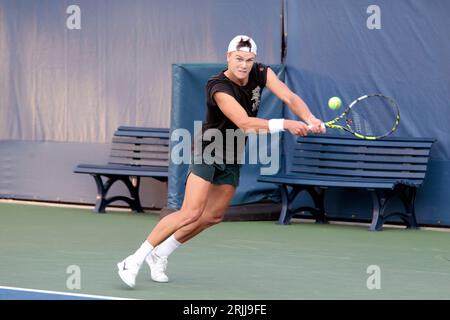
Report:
226,52,232,63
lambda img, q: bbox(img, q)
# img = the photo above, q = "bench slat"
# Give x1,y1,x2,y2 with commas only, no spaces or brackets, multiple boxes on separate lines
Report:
295,144,431,156
112,136,169,146
258,175,397,189
108,158,169,167
110,150,169,160
259,174,423,188
293,151,429,164
290,165,426,179
74,164,168,177
292,158,427,171
111,143,169,153
117,126,169,133
298,136,435,148
114,130,170,138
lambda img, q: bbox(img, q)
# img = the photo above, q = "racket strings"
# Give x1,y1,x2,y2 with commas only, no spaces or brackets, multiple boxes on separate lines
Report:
346,95,399,138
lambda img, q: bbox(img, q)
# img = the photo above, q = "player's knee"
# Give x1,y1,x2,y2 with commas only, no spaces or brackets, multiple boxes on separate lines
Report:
182,208,204,225
203,213,225,227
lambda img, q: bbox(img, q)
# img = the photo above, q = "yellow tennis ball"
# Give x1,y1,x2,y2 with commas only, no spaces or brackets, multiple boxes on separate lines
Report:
328,97,342,110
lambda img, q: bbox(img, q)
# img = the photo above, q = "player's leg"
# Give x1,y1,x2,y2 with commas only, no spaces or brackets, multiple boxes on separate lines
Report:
146,173,213,246
117,172,211,287
151,163,239,259
147,183,236,282
175,183,236,243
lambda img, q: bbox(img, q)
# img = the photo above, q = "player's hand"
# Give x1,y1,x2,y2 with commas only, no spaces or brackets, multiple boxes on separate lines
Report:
284,120,310,136
307,116,326,134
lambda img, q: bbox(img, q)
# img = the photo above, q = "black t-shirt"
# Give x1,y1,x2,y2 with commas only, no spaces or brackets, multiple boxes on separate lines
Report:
194,63,268,165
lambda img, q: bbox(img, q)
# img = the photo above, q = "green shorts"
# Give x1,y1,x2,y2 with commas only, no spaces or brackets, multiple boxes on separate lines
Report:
188,162,241,187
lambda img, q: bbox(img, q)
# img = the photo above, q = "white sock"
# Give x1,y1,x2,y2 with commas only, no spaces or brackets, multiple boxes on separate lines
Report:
153,234,181,258
133,240,153,265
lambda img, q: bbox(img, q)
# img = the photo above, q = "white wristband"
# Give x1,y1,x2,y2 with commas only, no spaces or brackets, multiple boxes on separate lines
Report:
268,119,285,133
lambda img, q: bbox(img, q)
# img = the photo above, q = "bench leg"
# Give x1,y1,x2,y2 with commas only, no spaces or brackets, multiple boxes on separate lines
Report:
92,174,109,213
90,174,144,213
122,176,144,213
370,187,419,231
369,190,386,231
278,185,307,224
277,185,292,225
309,187,327,224
277,185,327,225
397,187,418,229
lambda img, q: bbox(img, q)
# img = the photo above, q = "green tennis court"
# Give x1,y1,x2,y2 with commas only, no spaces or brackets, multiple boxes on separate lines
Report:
1,202,449,300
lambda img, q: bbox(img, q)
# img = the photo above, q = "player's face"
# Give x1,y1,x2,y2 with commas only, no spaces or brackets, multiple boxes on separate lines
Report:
227,51,256,81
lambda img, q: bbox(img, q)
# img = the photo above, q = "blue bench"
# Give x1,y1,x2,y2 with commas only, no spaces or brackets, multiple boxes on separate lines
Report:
258,135,435,231
74,126,169,213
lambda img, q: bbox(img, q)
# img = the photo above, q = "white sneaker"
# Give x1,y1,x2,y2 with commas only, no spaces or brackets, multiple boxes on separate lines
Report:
145,252,169,283
117,255,141,288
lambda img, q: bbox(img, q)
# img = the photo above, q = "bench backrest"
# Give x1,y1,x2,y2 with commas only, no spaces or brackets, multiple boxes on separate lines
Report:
286,135,435,186
108,126,170,167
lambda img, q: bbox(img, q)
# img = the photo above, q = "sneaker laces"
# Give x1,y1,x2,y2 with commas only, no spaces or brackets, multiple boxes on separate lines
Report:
153,254,168,274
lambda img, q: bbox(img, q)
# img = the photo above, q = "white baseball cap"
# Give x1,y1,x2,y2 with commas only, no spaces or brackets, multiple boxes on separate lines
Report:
227,35,257,55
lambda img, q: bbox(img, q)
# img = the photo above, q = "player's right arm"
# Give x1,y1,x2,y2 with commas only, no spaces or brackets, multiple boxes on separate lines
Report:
213,92,309,136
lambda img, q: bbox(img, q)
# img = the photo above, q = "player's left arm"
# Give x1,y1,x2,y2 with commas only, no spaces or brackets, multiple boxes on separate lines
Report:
265,67,325,133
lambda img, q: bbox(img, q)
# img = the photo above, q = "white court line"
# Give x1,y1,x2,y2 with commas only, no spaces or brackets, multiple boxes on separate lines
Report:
0,199,130,212
0,199,160,214
0,285,135,300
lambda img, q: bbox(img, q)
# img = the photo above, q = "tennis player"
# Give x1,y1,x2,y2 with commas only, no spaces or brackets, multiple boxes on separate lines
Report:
117,35,325,287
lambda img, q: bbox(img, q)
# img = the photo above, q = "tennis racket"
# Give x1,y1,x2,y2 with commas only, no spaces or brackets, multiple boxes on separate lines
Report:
311,93,400,140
